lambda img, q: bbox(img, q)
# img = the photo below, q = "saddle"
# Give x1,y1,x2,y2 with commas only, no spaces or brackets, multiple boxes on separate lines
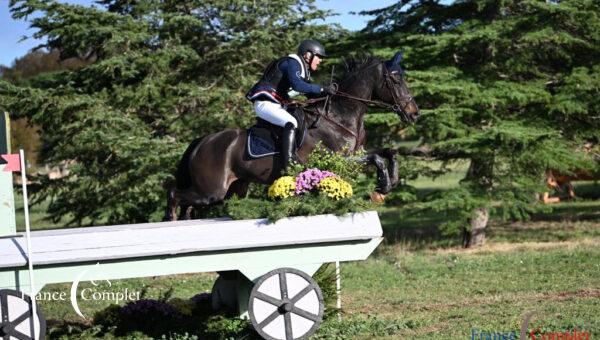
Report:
246,107,307,159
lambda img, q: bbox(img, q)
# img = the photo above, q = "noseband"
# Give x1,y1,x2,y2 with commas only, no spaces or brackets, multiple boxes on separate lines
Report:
382,68,416,123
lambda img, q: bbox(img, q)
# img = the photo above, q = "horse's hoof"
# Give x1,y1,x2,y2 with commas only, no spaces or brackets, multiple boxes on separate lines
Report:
370,191,386,203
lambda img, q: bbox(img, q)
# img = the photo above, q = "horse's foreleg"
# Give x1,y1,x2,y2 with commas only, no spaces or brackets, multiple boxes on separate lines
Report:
358,153,391,194
381,148,399,188
566,181,576,199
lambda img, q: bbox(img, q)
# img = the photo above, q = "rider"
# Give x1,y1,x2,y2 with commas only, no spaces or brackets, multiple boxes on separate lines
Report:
246,39,337,170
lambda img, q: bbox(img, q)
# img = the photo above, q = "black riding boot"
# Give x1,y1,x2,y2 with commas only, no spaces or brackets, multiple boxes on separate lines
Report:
281,122,296,173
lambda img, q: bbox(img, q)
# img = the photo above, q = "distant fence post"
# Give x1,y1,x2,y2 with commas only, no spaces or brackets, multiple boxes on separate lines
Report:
0,112,17,237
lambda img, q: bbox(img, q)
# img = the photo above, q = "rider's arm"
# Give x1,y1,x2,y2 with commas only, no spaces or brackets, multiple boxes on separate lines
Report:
281,58,322,95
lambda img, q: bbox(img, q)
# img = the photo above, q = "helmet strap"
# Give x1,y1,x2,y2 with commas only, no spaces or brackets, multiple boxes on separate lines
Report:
306,52,315,71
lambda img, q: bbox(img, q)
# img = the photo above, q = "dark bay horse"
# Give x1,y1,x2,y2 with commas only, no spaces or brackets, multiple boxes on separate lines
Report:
165,52,419,221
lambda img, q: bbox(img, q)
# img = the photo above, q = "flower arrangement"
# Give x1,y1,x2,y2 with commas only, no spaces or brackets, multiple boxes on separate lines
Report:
224,144,374,222
267,168,353,201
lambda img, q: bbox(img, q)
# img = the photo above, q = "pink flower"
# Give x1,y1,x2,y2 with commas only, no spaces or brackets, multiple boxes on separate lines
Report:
295,168,336,194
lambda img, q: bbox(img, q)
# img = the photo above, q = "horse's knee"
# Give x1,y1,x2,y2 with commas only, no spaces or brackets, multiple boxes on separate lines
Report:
369,154,387,171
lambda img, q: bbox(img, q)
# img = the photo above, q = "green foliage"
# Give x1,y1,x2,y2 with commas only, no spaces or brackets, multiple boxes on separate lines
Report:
204,315,254,339
288,142,365,183
315,315,409,339
226,193,373,222
89,294,255,339
0,0,339,224
312,264,338,318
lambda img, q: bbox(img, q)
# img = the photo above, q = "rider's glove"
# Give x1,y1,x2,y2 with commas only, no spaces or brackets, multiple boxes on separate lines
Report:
321,83,338,96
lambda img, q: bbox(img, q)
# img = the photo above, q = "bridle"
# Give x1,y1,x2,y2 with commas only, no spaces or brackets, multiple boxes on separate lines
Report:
291,60,417,148
332,63,416,123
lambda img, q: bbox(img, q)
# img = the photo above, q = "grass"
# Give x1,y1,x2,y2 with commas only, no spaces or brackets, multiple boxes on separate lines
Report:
34,221,599,339
13,190,83,231
334,245,600,339
7,171,600,339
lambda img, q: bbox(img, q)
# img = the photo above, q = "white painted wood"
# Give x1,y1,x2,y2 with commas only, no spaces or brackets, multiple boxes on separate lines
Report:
0,212,382,269
1,237,383,294
19,148,39,324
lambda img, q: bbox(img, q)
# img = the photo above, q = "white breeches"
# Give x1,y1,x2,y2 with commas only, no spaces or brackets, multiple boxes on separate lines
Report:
254,100,298,128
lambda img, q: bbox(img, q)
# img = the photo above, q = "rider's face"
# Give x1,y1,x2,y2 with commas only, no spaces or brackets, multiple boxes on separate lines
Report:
310,55,322,71
304,53,322,71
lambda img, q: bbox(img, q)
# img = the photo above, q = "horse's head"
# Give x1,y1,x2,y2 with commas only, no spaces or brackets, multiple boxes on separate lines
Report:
373,52,420,123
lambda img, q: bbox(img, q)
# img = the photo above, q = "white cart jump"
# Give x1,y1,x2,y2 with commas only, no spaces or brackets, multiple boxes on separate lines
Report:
0,211,383,340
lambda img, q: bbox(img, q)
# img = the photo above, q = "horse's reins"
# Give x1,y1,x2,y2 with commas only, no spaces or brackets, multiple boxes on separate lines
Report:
291,97,360,142
290,60,416,145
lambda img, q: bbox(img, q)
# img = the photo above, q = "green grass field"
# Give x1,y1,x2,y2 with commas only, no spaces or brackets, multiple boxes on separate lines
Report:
10,177,600,339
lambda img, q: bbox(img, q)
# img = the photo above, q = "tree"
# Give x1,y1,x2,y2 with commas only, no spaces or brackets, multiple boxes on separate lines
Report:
0,0,337,224
1,49,91,166
354,0,600,246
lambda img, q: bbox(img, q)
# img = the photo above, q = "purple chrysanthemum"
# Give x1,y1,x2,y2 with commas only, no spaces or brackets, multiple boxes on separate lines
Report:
295,168,336,194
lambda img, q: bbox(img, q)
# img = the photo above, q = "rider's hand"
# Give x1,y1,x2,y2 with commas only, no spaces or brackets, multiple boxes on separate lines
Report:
322,83,337,96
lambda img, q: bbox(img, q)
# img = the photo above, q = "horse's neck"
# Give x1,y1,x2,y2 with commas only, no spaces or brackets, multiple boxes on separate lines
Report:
305,94,369,152
327,71,376,127
304,65,379,151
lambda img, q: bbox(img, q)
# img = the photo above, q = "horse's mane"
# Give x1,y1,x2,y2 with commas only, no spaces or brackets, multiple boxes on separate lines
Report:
339,54,381,80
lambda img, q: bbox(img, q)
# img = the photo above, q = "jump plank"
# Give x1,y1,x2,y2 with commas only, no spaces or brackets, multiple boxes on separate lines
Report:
0,212,382,269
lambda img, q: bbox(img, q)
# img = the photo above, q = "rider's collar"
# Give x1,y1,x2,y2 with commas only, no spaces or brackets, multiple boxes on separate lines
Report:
288,54,310,80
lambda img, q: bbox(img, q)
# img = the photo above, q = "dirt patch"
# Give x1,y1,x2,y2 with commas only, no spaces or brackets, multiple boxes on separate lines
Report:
428,238,600,255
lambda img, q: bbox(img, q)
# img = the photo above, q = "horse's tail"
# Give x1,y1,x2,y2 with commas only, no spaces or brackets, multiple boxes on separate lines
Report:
176,137,205,190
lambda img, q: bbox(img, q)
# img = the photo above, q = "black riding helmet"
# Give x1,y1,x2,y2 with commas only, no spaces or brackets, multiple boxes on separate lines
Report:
298,39,327,58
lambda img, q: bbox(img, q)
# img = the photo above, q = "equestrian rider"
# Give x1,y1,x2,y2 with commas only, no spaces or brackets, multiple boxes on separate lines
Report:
246,39,337,170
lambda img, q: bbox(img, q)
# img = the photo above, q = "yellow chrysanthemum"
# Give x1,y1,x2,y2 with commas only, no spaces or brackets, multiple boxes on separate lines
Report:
318,177,353,200
268,176,297,199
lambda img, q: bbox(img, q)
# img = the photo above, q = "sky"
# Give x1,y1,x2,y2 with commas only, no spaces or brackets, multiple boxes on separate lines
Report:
0,0,397,67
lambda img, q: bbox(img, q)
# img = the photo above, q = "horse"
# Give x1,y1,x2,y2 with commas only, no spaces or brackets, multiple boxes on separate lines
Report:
165,52,420,221
542,143,599,203
542,168,598,203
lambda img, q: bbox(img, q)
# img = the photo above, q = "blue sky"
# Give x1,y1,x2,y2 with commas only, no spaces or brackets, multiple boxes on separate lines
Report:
0,0,397,67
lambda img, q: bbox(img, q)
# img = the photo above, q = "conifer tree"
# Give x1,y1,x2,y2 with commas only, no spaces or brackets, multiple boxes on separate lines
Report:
356,0,600,246
0,0,336,224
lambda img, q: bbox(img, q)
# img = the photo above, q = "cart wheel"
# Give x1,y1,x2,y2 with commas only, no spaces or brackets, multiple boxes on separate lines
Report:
248,268,323,340
0,289,46,340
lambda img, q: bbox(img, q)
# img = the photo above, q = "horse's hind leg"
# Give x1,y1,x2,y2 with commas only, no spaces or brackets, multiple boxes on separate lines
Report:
174,186,229,219
178,204,194,220
225,179,250,199
164,182,179,221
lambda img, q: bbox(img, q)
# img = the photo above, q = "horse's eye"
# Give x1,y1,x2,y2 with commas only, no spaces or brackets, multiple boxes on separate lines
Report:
391,73,403,83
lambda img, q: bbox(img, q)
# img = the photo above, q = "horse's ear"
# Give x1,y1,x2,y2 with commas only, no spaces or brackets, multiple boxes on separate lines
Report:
392,51,403,65
385,51,404,69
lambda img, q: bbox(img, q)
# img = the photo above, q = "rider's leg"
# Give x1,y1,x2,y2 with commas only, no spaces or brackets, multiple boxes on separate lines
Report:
254,100,298,128
281,122,296,172
254,101,298,171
